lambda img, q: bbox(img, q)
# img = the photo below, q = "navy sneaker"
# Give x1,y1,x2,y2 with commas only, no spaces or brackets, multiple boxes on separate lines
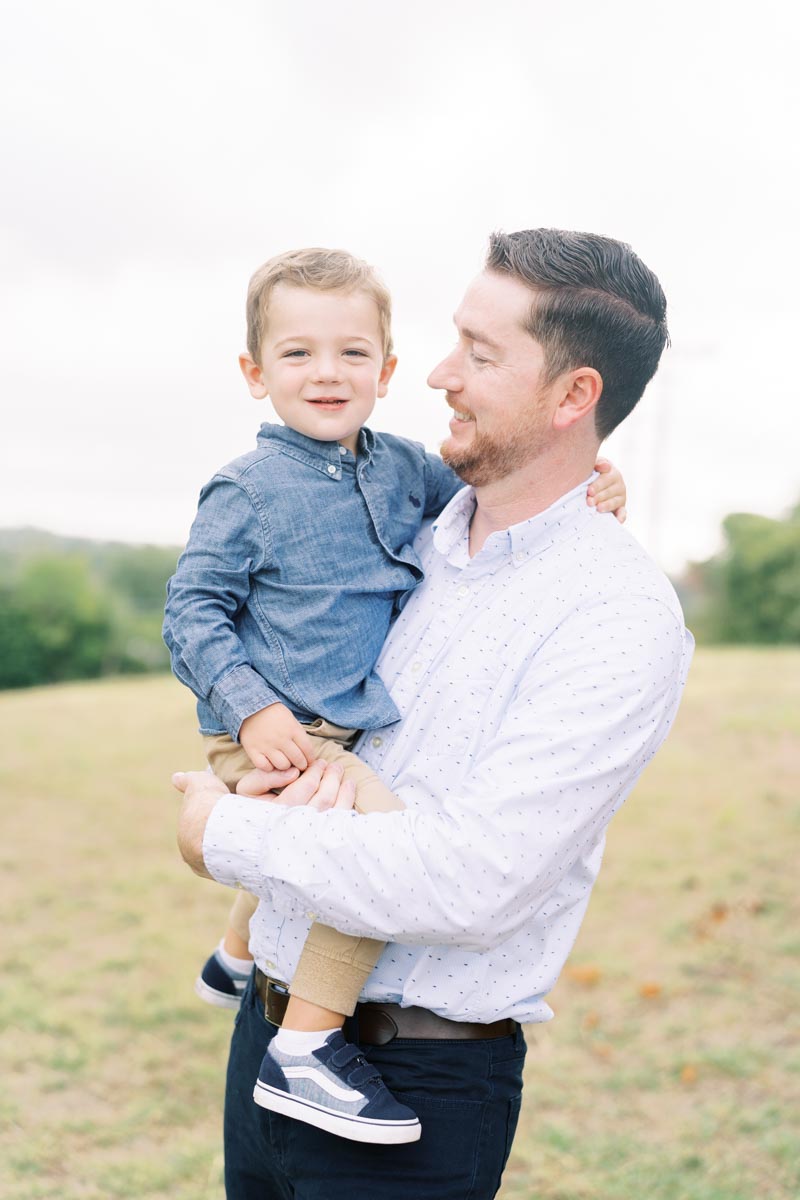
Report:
194,950,251,1010
253,1031,421,1144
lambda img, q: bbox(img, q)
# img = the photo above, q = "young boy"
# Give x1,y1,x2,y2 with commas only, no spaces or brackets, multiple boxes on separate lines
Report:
163,248,627,1145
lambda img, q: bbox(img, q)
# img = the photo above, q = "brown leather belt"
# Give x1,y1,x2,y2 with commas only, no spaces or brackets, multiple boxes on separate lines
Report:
254,969,516,1045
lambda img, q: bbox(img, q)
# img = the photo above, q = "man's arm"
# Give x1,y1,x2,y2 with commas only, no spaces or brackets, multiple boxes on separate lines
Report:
175,760,355,878
198,595,692,950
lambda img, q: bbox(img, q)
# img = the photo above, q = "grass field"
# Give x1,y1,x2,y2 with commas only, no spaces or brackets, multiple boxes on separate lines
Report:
1,648,798,1199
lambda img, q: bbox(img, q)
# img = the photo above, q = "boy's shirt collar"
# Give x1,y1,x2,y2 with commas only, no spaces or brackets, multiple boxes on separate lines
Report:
256,421,375,478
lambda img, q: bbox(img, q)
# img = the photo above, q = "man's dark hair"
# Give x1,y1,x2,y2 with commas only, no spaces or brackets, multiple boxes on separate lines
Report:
486,229,669,439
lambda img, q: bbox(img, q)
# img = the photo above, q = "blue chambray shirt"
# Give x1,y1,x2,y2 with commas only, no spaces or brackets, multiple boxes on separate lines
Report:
163,423,461,739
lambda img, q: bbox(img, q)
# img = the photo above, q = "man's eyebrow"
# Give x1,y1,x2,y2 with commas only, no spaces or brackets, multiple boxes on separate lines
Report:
459,324,502,351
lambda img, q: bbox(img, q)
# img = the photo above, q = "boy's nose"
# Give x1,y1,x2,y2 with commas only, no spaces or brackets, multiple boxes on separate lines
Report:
312,356,342,383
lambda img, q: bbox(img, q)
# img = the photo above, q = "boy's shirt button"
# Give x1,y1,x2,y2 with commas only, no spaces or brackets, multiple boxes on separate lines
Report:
326,464,337,475
371,736,383,748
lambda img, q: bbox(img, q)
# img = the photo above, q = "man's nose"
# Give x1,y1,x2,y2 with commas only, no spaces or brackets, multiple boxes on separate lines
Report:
427,351,460,391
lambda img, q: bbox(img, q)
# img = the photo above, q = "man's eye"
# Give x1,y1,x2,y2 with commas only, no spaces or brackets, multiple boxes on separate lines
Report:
470,351,489,365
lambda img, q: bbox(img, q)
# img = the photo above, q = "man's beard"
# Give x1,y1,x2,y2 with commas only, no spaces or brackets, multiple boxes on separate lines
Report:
441,409,550,488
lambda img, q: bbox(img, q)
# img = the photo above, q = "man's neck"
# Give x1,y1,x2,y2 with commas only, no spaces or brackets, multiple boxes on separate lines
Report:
468,448,598,557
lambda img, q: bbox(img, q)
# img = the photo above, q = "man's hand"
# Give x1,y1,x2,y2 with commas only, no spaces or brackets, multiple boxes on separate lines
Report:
239,703,317,771
588,458,627,523
237,759,356,811
173,770,230,879
173,761,356,878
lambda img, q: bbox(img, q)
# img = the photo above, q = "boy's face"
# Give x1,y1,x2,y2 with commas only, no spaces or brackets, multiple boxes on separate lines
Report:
239,284,396,453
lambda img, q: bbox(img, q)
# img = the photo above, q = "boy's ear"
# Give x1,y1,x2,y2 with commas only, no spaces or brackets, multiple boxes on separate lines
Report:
239,352,269,400
377,354,398,399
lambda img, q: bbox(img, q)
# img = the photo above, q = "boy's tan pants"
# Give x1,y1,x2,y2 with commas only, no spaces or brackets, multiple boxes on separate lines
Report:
203,720,403,1016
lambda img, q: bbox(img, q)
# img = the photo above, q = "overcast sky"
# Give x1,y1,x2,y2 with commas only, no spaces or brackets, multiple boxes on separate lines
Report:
2,0,798,572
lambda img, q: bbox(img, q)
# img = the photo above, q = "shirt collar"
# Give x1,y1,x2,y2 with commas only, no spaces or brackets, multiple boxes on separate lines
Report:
432,474,599,565
256,422,375,477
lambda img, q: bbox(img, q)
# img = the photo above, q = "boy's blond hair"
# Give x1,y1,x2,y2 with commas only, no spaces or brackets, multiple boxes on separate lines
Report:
246,248,393,362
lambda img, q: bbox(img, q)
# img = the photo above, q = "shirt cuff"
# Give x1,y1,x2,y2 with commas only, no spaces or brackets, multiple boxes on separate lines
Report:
208,664,283,740
203,792,280,897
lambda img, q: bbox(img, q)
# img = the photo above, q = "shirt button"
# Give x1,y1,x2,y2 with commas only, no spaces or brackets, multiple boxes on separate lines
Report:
457,584,469,597
327,464,337,475
265,959,276,970
411,661,423,675
305,910,318,921
371,735,383,748
514,550,525,563
339,445,347,454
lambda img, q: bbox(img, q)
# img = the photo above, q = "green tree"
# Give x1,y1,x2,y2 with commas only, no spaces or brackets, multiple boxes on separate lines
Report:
693,504,800,643
103,545,178,613
0,555,117,687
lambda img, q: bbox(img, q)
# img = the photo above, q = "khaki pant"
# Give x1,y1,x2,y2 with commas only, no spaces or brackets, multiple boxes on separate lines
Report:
203,720,403,1016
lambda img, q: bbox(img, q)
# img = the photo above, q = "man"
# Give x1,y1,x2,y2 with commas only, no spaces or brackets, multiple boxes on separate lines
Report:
175,228,693,1199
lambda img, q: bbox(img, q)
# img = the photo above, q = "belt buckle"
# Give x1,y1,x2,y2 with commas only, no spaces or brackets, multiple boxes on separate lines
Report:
264,978,290,1027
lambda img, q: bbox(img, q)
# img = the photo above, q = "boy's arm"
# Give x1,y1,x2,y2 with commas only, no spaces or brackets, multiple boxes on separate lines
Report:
163,474,284,741
421,452,462,518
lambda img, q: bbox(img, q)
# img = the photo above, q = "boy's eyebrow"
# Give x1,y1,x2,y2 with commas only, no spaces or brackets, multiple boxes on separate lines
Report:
272,334,377,348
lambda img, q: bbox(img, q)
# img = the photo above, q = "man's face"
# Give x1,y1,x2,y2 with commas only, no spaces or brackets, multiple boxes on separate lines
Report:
429,271,554,487
239,284,396,454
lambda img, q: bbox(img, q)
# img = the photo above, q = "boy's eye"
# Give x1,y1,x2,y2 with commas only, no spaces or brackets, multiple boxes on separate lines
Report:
283,349,309,358
343,349,368,358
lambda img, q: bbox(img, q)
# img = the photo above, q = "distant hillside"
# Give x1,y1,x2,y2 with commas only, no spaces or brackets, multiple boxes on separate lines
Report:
0,527,182,689
0,525,182,563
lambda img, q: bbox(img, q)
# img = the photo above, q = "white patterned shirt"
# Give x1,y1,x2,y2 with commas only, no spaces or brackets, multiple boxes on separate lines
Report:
204,478,693,1024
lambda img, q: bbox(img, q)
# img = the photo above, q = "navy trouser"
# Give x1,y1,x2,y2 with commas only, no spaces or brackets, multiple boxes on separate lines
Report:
224,972,526,1199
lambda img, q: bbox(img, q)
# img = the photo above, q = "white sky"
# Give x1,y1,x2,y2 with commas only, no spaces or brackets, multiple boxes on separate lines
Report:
1,0,798,572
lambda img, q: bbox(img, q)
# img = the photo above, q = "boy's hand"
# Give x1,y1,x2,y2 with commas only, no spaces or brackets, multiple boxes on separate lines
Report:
588,458,627,523
239,703,317,772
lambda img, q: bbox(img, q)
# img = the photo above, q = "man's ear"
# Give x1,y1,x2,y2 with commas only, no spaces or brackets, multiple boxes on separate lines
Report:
552,367,603,431
239,352,269,400
377,354,398,398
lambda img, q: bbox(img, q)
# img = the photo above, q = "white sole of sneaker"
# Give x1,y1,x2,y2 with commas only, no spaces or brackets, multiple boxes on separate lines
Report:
252,1080,422,1144
194,976,243,1010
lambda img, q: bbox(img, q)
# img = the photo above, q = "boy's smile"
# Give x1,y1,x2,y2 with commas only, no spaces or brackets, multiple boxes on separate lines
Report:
239,284,397,454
